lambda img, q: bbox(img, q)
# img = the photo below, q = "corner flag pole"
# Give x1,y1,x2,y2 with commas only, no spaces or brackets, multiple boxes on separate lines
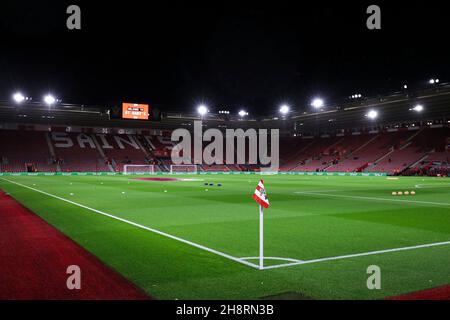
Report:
259,204,264,270
253,179,269,270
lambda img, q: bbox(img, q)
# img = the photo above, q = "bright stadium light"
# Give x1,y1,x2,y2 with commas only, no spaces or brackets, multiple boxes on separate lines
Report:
366,110,378,120
44,94,56,105
279,104,290,115
411,104,424,112
197,104,208,116
238,110,248,117
311,98,324,109
13,92,25,103
429,78,440,84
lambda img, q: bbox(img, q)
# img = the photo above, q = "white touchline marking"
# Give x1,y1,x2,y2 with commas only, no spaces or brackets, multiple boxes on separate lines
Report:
238,257,303,263
415,184,450,189
0,178,259,270
261,240,450,270
294,191,450,207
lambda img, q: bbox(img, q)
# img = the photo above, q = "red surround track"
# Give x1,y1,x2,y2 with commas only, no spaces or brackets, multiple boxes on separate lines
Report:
387,285,450,300
0,190,150,300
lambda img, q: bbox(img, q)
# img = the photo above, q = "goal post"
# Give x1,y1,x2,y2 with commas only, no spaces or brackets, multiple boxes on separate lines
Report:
170,164,198,174
123,164,156,175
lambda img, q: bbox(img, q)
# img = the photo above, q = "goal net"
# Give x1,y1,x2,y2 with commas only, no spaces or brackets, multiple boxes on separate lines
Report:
170,164,198,174
123,165,156,175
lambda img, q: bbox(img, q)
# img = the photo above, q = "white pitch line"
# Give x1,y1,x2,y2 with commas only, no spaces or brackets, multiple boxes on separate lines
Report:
415,184,450,189
0,178,259,270
294,191,450,207
262,240,450,270
238,257,303,263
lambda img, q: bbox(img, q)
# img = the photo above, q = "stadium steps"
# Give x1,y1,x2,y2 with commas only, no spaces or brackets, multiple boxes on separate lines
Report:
347,134,380,157
374,146,395,163
133,136,151,158
45,132,61,172
364,147,395,172
287,138,331,171
364,133,414,172
404,127,424,144
287,139,316,164
407,151,433,170
289,137,345,172
143,135,157,150
325,134,379,171
91,135,115,172
399,140,413,150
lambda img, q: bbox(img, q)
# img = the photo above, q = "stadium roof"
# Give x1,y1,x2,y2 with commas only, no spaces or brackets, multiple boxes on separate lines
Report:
1,85,450,134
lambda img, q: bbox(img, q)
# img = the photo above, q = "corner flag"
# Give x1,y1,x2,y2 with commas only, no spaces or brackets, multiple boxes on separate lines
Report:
252,179,270,209
252,179,269,270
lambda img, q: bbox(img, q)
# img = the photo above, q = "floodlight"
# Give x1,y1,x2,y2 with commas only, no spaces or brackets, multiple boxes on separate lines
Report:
311,98,324,109
238,110,248,117
412,104,424,112
197,105,208,116
429,79,435,84
44,94,56,105
13,92,25,103
279,104,290,114
366,110,378,120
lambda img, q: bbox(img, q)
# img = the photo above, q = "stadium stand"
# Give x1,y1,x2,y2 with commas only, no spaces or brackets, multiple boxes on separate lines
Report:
99,134,149,172
1,126,448,175
51,132,111,172
0,130,56,172
1,84,450,176
370,127,450,174
326,130,415,172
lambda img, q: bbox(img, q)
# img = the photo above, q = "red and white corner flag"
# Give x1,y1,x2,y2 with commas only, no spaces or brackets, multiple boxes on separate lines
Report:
253,179,270,209
253,179,269,269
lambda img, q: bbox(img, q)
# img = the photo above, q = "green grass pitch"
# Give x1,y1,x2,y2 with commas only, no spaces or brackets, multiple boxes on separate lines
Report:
1,174,449,299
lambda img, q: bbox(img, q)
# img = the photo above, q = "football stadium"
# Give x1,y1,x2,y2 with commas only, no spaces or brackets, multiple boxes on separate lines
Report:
0,2,449,307
1,84,450,301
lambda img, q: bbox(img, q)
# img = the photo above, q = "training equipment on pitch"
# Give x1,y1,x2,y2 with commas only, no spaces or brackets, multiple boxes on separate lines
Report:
123,164,156,175
398,191,403,195
411,191,416,195
218,183,222,186
404,191,410,195
170,164,198,174
392,192,397,196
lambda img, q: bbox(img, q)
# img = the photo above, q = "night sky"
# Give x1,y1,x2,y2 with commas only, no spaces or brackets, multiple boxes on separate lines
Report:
0,1,449,115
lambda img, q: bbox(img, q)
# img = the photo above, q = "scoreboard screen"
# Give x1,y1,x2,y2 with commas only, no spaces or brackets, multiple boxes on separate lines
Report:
122,103,149,120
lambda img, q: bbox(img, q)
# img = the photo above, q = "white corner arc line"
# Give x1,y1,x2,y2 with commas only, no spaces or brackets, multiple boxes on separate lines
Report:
294,191,450,207
0,178,259,270
262,240,450,270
